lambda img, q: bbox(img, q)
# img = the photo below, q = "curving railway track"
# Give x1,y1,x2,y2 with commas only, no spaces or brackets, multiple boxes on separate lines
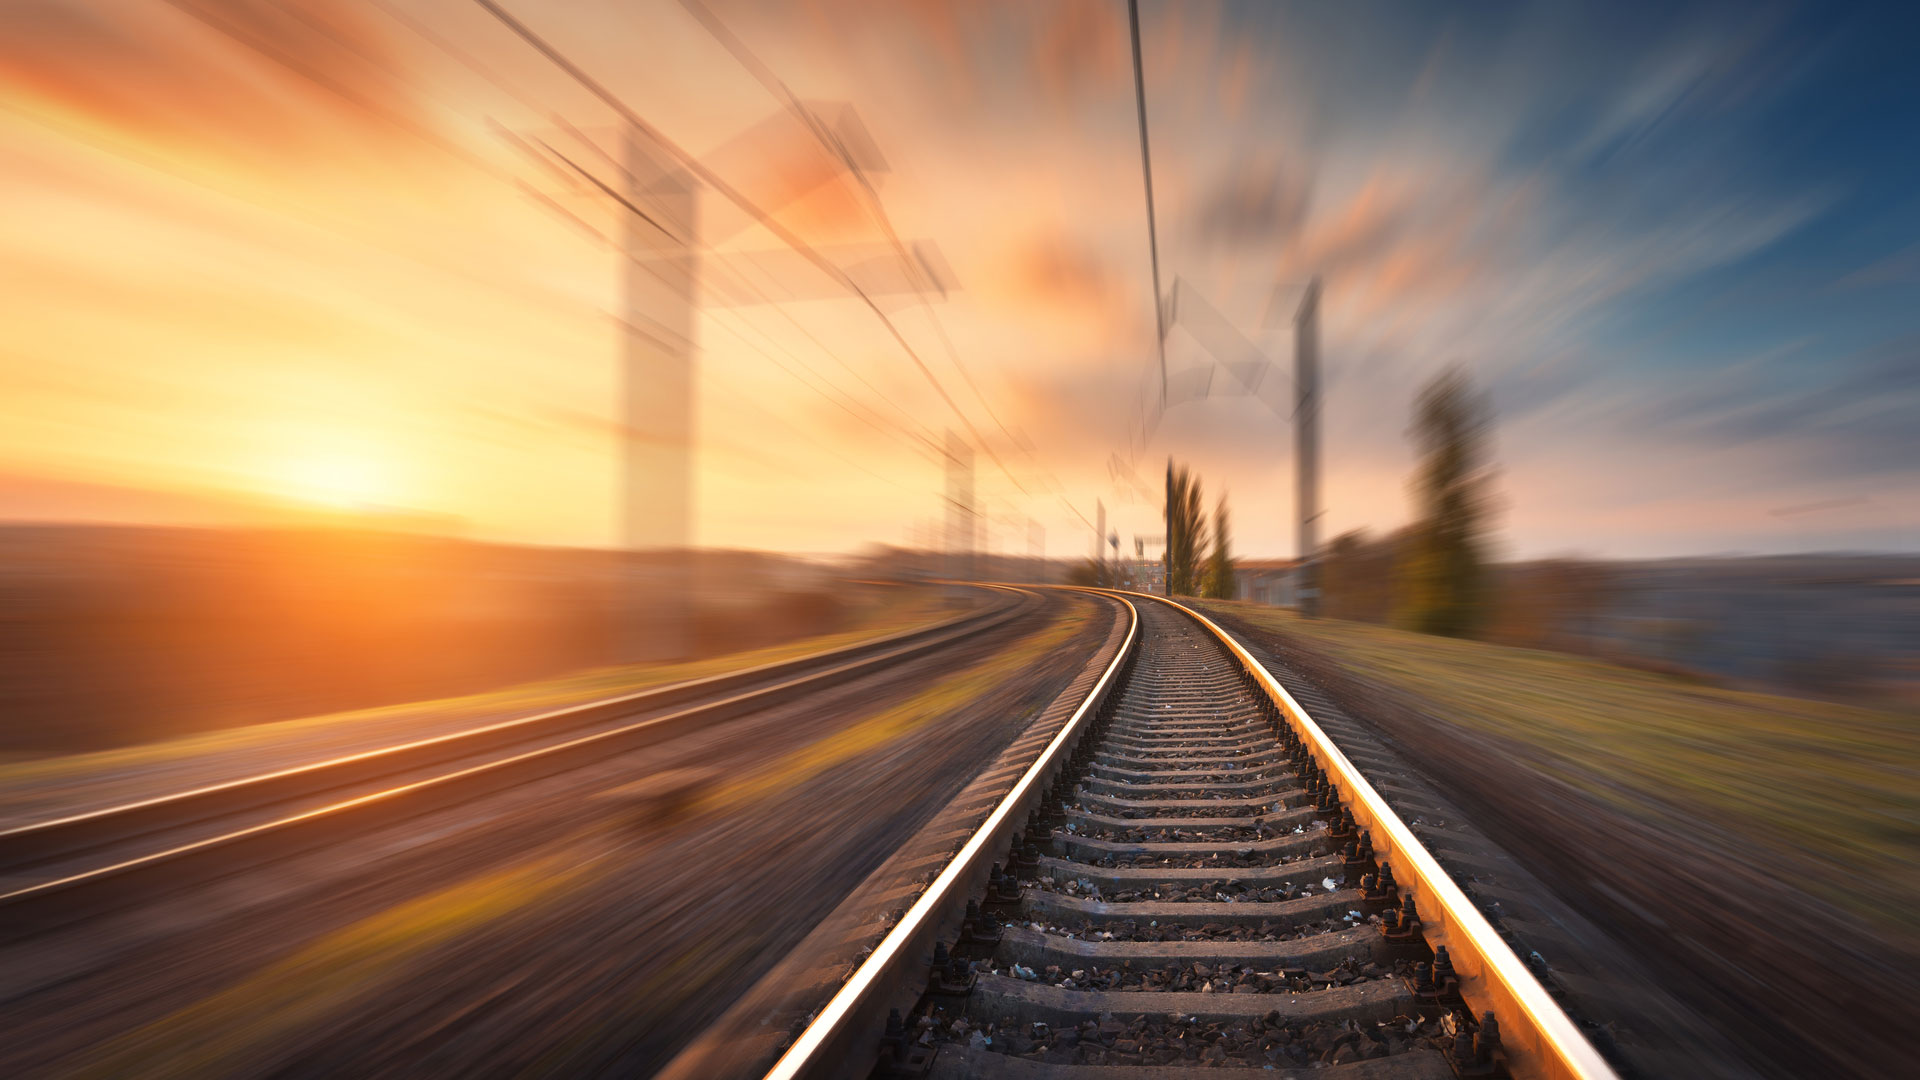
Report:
752,590,1617,1080
0,585,1036,941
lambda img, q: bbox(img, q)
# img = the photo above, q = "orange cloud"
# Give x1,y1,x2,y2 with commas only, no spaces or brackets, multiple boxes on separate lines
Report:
1290,174,1417,277
1217,42,1258,120
1030,0,1128,105
0,0,423,170
799,0,981,102
1002,236,1127,322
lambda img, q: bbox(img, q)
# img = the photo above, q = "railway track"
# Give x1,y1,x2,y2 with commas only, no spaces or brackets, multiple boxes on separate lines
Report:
0,584,1036,941
752,591,1617,1080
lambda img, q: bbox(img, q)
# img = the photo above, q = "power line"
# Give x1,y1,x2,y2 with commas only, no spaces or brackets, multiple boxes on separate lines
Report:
531,135,680,240
1127,0,1168,407
718,248,946,449
345,0,940,551
677,0,1020,446
517,136,946,451
677,0,1108,518
703,347,927,495
505,186,943,474
385,0,1095,538
472,0,1033,498
705,305,942,461
414,15,946,464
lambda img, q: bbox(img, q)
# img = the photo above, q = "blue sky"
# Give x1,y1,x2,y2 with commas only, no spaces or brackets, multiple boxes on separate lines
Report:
1125,0,1920,555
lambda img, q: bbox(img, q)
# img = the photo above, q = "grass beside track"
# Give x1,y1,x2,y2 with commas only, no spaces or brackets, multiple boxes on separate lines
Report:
700,601,1096,814
1196,599,1920,950
0,586,957,822
70,853,597,1080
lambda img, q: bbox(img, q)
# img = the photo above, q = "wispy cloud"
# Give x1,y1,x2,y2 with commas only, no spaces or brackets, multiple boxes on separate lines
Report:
0,0,1910,556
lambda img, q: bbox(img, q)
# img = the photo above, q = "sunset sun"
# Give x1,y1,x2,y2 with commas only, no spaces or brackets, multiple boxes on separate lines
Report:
281,450,391,509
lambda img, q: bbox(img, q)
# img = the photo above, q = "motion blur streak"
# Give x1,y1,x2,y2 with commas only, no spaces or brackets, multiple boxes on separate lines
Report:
0,2,1915,1079
73,853,594,1078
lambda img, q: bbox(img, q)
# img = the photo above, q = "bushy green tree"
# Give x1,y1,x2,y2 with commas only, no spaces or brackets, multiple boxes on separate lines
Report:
1396,368,1495,637
1164,459,1208,595
1202,494,1236,599
1066,557,1113,588
1321,528,1403,624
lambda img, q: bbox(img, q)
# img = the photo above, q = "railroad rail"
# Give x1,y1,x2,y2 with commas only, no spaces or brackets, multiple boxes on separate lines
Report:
760,590,1617,1079
0,584,1037,939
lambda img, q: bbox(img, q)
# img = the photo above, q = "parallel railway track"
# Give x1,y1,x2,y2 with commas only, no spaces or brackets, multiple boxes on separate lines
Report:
754,591,1616,1080
0,585,1037,940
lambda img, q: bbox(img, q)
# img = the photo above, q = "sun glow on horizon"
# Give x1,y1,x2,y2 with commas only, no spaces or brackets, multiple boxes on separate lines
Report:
279,448,393,510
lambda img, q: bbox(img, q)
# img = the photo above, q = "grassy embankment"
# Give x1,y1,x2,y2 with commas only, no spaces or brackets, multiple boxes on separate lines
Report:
703,595,1101,812
1197,599,1920,949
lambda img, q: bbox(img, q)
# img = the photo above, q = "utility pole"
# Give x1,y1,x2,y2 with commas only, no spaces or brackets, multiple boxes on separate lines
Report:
1296,275,1322,616
1127,0,1168,407
945,430,975,584
1095,499,1107,584
1028,518,1044,583
621,128,698,660
1163,464,1173,597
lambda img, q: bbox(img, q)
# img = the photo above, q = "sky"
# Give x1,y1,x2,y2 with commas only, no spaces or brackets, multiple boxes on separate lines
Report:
0,0,1915,558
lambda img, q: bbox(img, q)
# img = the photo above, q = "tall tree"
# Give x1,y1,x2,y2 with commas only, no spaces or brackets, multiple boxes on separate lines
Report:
1185,471,1206,595
1163,459,1207,596
1321,528,1402,624
1203,494,1236,599
1397,367,1495,637
1163,460,1174,596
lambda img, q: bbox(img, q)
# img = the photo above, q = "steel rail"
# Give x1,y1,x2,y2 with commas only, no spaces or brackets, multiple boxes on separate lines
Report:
0,584,1024,870
763,588,1140,1080
1141,593,1619,1080
0,585,1040,936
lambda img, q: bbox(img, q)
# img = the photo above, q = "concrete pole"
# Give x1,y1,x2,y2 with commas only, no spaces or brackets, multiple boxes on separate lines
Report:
1164,463,1173,597
944,430,974,584
1095,499,1107,585
621,127,697,659
1295,275,1321,616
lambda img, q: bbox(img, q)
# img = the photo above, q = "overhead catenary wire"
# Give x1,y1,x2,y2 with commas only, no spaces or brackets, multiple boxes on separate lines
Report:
485,132,953,478
704,305,943,462
446,32,953,467
471,0,1035,499
269,0,943,547
379,0,1097,540
534,147,949,460
265,0,989,492
719,245,947,449
677,0,1109,522
1127,0,1168,407
702,362,924,495
1094,0,1177,515
370,0,946,463
677,0,1021,444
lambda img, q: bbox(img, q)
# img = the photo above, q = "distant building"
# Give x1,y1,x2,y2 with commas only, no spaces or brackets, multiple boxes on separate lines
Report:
1234,558,1302,607
1133,559,1165,593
